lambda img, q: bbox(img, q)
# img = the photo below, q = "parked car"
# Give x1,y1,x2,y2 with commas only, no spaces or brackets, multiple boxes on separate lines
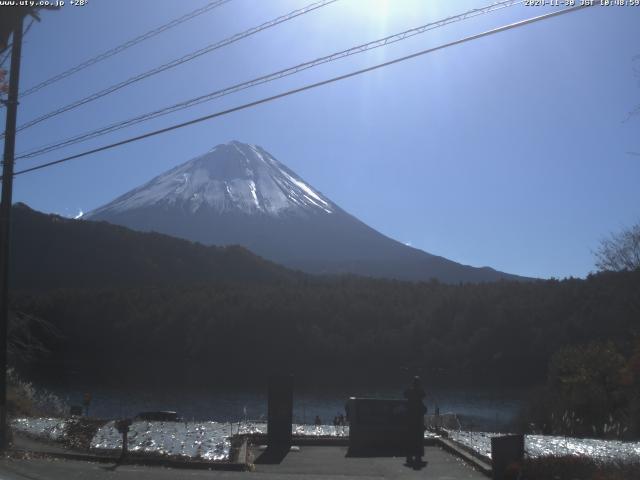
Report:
135,411,181,422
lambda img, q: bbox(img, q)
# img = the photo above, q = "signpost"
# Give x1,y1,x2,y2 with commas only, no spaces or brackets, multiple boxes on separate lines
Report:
115,418,133,462
83,392,92,416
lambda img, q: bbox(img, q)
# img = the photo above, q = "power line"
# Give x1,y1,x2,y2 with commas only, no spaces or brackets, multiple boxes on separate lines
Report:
18,0,231,99
10,3,593,178
0,50,10,70
9,0,338,135
16,0,523,161
0,47,12,70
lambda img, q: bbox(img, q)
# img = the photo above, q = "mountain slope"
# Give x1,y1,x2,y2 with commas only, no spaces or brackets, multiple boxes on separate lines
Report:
9,203,299,291
86,141,527,283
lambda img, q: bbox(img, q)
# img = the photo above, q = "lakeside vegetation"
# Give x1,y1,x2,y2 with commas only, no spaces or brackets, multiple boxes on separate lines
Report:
7,206,640,439
11,269,640,437
11,269,639,384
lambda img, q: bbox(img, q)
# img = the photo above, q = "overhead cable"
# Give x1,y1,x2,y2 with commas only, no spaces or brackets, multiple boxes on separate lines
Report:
16,0,521,160
9,0,338,135
19,0,232,98
11,3,593,178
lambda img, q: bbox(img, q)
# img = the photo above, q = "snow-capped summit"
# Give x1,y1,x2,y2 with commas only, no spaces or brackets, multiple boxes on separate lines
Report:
89,141,334,218
86,141,526,283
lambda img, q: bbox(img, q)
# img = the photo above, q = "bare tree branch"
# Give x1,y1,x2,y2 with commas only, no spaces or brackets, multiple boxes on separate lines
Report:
595,222,640,272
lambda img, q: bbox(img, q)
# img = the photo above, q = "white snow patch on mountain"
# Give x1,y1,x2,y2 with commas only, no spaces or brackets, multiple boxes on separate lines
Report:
87,141,335,218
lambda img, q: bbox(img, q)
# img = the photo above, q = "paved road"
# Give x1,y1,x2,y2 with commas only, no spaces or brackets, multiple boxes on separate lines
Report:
250,445,486,479
0,446,486,479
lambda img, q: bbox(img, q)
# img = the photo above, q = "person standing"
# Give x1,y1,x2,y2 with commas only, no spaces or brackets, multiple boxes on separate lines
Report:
404,376,426,466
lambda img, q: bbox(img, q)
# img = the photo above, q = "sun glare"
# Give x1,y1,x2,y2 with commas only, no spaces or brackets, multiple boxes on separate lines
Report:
368,0,391,17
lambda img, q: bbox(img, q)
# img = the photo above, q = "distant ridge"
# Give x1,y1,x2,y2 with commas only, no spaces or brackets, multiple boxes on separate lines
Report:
86,141,529,283
10,203,299,291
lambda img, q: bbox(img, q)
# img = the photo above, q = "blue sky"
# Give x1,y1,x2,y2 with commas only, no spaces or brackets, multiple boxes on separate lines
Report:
3,0,639,279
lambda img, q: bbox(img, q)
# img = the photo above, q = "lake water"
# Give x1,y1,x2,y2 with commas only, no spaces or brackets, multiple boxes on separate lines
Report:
49,384,529,432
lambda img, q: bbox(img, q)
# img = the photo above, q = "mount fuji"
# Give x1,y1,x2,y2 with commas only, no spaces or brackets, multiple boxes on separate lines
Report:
86,141,525,283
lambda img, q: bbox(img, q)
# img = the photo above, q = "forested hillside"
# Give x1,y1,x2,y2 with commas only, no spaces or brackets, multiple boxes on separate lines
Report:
10,203,300,290
12,270,640,387
8,204,639,391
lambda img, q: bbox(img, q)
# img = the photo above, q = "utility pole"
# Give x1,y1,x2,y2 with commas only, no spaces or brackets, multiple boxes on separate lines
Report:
0,16,24,450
